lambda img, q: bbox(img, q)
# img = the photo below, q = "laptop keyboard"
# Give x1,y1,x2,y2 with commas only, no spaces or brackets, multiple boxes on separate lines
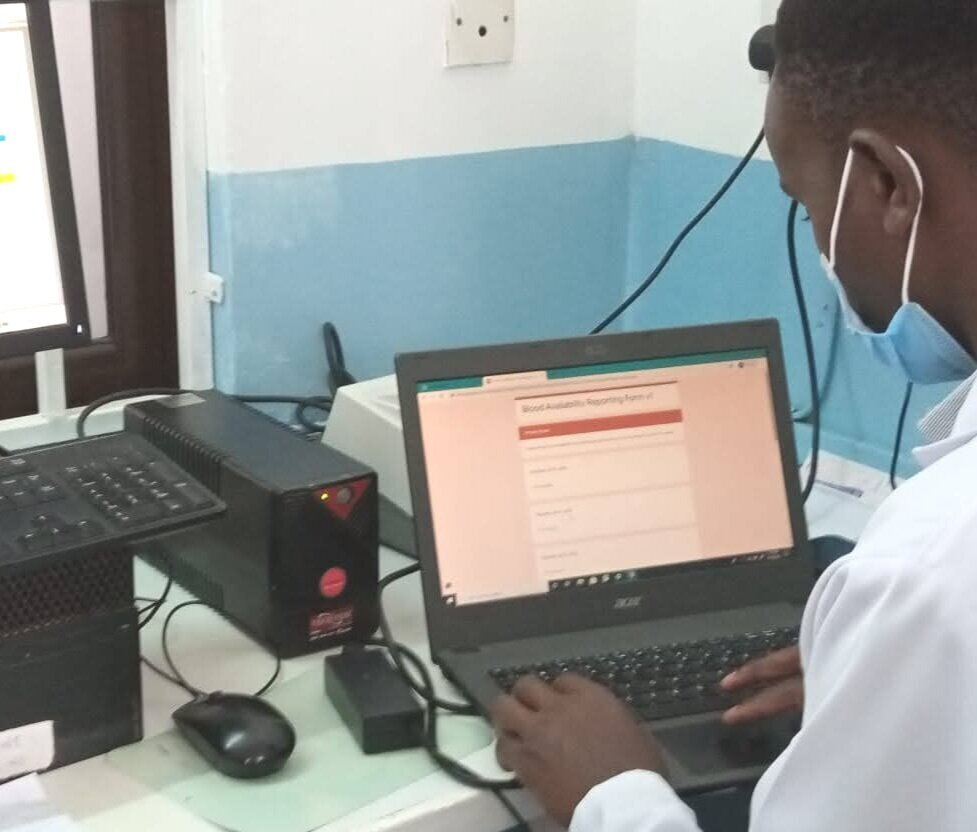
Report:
489,625,800,723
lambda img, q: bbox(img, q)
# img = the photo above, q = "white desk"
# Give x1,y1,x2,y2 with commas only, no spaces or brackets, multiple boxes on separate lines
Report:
37,482,866,832
39,549,548,832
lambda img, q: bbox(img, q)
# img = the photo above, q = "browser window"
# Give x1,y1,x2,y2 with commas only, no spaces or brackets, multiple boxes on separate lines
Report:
416,350,795,607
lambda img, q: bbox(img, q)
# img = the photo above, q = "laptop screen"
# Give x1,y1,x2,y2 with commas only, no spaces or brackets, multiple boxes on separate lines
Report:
415,348,795,608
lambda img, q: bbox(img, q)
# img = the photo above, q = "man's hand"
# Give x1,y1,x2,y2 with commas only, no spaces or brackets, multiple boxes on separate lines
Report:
720,646,804,725
491,674,667,829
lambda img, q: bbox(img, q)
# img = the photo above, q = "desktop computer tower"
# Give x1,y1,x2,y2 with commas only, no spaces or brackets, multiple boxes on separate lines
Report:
0,549,142,775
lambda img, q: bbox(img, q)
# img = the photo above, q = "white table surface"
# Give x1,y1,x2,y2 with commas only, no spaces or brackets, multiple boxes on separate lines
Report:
39,549,547,832
38,484,866,832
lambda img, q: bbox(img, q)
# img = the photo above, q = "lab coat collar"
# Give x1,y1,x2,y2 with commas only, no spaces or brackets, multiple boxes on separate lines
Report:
914,373,977,468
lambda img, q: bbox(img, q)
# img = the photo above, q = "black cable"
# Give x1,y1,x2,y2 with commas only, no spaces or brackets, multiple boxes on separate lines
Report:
75,386,334,438
377,564,476,715
296,398,333,432
788,200,821,504
590,130,766,335
76,327,350,436
323,322,356,396
491,788,530,832
235,394,333,433
137,557,185,687
240,322,353,429
363,563,525,798
143,599,282,700
77,387,189,438
889,383,914,491
361,636,521,793
138,571,173,630
792,301,841,423
141,655,194,695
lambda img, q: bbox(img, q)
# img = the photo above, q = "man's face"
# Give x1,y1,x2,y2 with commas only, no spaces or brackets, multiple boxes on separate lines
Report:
764,77,906,333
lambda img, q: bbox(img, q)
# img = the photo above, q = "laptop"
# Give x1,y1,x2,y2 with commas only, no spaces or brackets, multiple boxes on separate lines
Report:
396,320,813,794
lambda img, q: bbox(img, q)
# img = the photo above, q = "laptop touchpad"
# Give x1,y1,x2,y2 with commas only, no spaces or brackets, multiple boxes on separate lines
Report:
656,716,798,777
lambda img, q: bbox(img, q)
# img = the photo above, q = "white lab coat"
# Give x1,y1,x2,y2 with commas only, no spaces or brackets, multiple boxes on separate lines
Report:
571,379,977,832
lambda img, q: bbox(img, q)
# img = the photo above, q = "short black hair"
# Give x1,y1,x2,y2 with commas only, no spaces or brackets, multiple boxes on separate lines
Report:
775,0,977,149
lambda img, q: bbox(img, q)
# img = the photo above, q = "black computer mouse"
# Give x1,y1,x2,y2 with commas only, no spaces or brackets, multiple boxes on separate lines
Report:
172,692,296,779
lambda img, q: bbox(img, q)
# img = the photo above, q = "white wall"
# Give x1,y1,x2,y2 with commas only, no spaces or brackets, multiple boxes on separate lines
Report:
204,0,637,173
633,0,774,158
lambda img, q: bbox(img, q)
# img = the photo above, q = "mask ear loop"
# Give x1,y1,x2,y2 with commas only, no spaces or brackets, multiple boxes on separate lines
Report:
828,150,856,268
895,146,925,306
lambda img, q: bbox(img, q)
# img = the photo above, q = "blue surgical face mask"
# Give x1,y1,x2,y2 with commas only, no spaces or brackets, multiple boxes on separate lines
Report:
819,147,977,385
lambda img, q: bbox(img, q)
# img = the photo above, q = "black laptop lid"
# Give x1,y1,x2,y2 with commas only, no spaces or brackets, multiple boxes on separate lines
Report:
397,320,812,657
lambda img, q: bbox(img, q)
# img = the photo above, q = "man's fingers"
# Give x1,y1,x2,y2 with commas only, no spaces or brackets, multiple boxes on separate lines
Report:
495,734,520,772
722,679,803,725
721,646,801,691
492,675,564,741
551,672,592,694
490,693,535,738
512,675,559,709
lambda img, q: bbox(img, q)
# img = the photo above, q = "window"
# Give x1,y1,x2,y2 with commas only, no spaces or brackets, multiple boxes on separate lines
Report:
0,6,67,336
0,0,178,420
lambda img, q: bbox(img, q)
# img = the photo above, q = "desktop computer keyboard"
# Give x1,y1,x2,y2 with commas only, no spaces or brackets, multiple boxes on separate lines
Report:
490,626,800,723
0,433,224,572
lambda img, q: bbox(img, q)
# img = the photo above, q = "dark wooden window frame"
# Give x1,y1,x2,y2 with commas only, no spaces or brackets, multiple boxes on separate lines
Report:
0,0,178,419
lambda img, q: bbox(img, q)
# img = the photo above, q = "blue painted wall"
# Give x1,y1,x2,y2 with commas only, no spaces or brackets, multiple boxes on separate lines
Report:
209,136,955,474
209,140,633,396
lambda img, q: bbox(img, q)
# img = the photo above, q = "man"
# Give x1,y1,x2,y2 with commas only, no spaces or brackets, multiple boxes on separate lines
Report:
491,1,977,829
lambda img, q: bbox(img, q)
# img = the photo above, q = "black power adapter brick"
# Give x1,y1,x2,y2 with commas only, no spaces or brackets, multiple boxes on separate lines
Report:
325,646,425,754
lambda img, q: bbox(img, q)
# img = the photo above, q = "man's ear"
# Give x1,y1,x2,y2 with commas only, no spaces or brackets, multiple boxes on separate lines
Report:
849,129,922,238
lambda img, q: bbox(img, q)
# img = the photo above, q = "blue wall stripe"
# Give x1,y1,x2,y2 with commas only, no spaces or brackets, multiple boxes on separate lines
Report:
208,136,956,475
208,139,633,396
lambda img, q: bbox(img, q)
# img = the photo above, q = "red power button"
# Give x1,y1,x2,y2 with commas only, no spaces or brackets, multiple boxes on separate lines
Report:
319,567,348,599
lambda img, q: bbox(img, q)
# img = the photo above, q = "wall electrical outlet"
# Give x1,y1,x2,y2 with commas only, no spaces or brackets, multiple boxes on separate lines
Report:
445,0,515,68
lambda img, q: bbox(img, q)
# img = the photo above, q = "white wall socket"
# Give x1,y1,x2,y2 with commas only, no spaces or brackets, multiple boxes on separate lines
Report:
445,0,515,68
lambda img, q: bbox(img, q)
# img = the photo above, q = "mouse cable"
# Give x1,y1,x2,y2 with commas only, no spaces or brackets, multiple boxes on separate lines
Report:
376,564,478,716
137,572,173,630
590,129,766,336
135,549,174,631
135,556,192,693
889,383,914,491
140,598,283,701
788,200,821,504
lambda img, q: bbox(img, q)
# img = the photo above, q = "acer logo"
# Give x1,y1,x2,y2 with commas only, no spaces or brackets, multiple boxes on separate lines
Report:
613,596,643,610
